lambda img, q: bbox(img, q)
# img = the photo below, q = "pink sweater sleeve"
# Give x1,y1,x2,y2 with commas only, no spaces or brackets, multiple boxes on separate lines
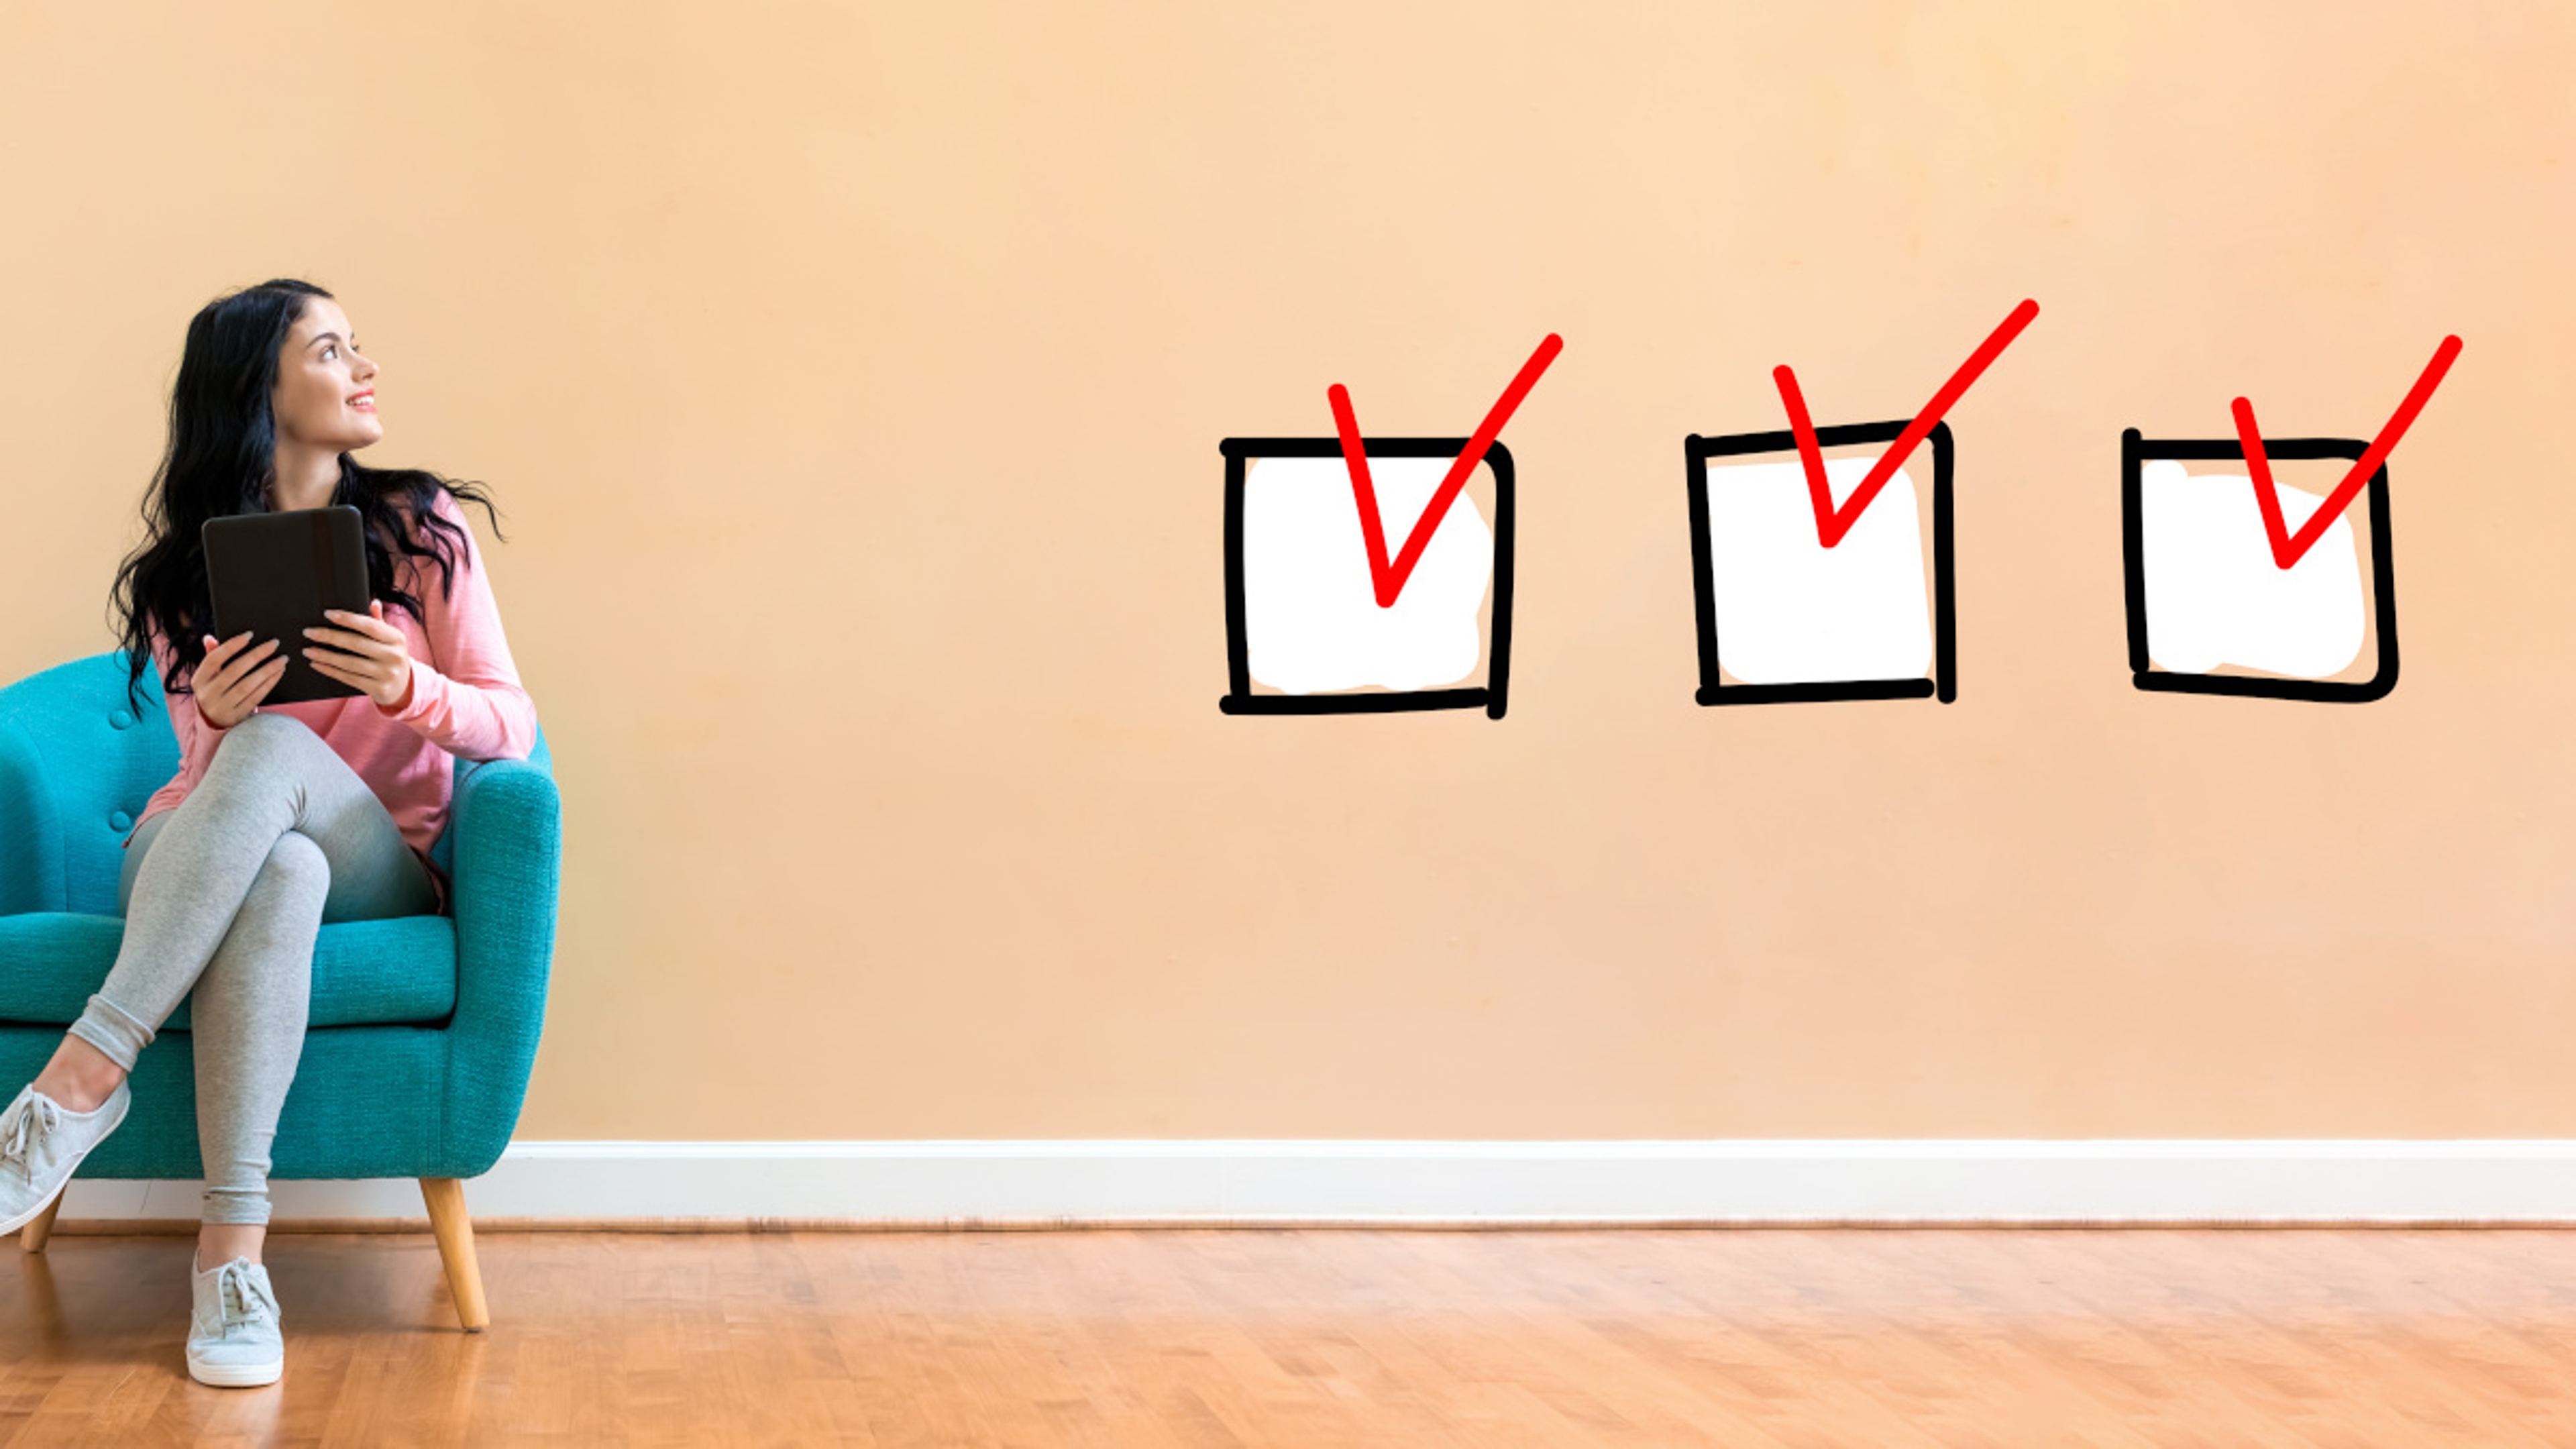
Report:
376,490,539,763
150,625,232,799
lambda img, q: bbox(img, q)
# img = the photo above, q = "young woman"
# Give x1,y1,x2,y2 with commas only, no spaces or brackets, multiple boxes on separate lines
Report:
0,278,536,1387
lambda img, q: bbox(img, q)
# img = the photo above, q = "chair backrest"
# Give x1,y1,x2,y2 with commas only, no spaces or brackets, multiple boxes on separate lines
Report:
0,652,182,915
0,651,541,916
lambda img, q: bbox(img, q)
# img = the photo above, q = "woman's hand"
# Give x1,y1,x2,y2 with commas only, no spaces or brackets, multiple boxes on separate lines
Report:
304,599,415,710
192,631,287,730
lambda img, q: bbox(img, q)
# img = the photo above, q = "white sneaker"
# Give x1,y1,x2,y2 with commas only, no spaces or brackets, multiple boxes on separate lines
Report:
188,1250,286,1387
0,1081,129,1238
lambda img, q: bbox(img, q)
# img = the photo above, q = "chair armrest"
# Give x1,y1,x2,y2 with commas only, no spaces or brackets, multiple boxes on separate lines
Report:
435,753,562,1177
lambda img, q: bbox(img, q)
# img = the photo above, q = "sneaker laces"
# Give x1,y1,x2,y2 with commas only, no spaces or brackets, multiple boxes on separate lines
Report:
211,1259,280,1335
0,1092,58,1169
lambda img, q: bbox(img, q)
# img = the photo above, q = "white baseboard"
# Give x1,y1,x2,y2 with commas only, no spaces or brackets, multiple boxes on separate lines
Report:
56,1140,2576,1226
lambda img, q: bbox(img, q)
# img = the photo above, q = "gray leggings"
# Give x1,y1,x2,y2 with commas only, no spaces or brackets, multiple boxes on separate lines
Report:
68,711,441,1226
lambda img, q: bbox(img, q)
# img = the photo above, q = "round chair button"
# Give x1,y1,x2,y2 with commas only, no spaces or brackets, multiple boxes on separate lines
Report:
109,810,132,833
109,708,134,729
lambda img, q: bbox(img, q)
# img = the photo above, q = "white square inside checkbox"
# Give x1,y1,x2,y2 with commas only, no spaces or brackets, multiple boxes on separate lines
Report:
1701,453,1932,686
2139,460,2365,678
1240,454,1494,694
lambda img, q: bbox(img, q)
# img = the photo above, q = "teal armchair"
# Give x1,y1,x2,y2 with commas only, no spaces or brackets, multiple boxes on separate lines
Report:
0,650,559,1330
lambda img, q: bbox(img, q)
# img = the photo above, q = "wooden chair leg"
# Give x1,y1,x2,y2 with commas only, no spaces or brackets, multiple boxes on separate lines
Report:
418,1177,490,1332
17,1190,64,1254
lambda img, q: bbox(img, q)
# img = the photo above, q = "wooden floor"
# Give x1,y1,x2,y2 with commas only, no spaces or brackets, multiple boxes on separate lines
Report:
5,1228,2576,1446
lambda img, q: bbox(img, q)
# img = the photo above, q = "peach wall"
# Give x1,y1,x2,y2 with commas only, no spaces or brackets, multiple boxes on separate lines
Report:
3,2,2571,1139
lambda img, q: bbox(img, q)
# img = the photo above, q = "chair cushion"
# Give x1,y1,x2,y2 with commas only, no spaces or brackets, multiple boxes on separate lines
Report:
0,912,458,1028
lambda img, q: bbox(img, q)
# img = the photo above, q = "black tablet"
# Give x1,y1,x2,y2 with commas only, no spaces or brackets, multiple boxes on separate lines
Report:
201,505,373,705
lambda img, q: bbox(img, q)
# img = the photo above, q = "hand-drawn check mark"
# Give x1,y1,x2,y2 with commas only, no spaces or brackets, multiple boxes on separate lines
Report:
1329,335,1563,608
1773,299,2041,549
2231,335,2463,570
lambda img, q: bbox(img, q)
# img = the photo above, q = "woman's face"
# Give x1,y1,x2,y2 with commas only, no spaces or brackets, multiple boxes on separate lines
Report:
270,297,381,457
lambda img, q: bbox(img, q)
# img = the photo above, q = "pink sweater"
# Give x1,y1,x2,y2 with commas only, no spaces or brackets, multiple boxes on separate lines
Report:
129,487,539,915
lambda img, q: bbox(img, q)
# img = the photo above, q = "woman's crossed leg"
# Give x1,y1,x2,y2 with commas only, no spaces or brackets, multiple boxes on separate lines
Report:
29,710,439,1261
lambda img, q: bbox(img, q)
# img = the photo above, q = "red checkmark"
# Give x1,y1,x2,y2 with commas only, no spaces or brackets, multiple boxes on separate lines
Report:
1773,299,2041,549
1330,334,1562,608
2232,335,2463,570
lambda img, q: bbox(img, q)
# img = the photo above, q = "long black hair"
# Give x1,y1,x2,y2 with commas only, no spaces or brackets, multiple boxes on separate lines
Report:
109,278,504,715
